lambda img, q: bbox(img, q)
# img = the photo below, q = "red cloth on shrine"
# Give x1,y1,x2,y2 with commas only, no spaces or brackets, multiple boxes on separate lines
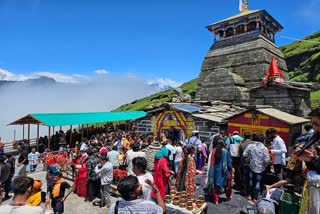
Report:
151,158,171,199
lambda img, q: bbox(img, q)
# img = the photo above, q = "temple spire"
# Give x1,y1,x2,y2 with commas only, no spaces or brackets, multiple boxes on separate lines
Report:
244,0,249,10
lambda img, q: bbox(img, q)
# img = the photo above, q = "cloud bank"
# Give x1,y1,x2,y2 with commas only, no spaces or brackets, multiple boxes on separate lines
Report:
0,68,183,143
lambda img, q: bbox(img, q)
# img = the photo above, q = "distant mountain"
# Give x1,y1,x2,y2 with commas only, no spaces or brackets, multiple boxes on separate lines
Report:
0,76,56,88
115,31,320,111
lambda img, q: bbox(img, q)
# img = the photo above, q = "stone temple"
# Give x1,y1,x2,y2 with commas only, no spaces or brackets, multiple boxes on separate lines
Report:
195,5,288,104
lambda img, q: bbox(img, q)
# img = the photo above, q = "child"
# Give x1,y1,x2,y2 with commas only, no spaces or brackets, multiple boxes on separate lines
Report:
51,172,71,214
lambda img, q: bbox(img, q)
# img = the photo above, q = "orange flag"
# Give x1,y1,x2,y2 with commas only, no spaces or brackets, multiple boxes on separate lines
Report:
267,56,284,78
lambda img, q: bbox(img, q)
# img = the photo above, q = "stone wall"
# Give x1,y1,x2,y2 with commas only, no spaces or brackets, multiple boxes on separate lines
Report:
195,32,288,103
136,116,152,133
249,84,311,117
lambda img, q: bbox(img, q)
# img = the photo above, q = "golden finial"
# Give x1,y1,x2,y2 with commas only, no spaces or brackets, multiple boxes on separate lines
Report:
244,0,249,10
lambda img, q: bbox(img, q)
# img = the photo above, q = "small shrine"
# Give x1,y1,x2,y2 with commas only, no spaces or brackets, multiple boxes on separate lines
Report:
250,57,311,117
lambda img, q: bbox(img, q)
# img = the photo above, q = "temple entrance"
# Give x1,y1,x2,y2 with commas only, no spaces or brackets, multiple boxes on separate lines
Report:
161,126,184,144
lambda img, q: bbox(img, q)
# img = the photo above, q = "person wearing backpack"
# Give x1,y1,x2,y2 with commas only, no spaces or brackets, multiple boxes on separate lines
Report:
226,131,244,188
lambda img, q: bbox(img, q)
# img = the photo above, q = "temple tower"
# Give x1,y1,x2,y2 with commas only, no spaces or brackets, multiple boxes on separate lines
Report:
195,3,288,103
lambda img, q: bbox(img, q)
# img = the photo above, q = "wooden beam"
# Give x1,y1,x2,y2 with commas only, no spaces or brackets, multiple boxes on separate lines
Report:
22,124,25,140
48,126,51,150
28,124,30,144
37,124,39,151
81,124,84,142
70,125,72,145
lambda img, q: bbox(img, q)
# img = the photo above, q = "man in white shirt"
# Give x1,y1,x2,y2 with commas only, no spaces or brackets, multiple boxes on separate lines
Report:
125,143,145,175
266,128,287,180
132,157,154,201
186,130,202,162
165,139,176,171
174,141,183,173
94,155,113,208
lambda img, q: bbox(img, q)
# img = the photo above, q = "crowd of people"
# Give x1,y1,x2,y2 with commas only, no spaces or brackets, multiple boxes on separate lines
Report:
2,107,320,213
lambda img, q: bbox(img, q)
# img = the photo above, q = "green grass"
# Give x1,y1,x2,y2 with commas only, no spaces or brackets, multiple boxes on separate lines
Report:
115,79,198,111
280,31,320,82
280,31,320,58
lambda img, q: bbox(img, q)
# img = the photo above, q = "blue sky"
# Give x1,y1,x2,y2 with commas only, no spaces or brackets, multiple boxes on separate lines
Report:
0,0,319,84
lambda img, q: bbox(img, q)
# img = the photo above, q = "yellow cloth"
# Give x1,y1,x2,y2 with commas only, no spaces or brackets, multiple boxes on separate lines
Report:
53,178,65,198
27,191,41,206
299,181,309,214
123,139,130,150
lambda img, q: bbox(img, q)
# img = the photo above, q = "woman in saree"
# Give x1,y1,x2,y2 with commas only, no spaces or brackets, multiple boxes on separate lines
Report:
73,149,88,198
151,147,173,200
207,140,233,205
176,145,197,197
196,143,207,172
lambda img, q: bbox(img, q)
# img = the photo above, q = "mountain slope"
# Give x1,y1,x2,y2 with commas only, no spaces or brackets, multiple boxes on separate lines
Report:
115,31,320,111
280,31,320,82
115,79,197,111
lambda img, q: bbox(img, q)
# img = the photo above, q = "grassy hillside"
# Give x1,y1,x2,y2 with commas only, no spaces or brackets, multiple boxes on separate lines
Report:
116,31,320,111
280,31,320,82
115,78,197,111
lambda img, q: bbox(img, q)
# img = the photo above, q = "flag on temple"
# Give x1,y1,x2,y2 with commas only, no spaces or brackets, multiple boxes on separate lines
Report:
268,56,284,78
259,56,284,86
239,0,245,12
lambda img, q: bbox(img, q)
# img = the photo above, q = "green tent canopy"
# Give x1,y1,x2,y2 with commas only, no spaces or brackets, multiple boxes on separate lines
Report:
8,111,146,126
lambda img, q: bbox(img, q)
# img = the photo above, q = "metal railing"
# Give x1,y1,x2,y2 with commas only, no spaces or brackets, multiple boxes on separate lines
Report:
3,138,37,154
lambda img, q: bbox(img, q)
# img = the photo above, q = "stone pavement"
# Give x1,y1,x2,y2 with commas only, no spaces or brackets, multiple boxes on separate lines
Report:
3,170,251,214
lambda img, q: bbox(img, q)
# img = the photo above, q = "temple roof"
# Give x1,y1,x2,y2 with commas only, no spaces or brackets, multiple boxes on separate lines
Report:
211,10,260,26
207,9,283,30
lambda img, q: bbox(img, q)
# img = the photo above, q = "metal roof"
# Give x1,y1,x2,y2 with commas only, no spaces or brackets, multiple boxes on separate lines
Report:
207,9,283,30
192,104,245,123
256,108,309,125
225,108,309,125
8,111,147,126
172,104,205,113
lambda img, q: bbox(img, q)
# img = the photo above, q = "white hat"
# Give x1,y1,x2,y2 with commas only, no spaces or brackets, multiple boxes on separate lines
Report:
192,130,199,134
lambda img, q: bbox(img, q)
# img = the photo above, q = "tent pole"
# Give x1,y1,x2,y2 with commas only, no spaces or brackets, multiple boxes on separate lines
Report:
60,126,62,131
81,125,84,142
37,124,39,151
22,124,25,140
28,124,30,145
70,125,72,145
53,126,55,135
48,126,51,150
86,124,89,137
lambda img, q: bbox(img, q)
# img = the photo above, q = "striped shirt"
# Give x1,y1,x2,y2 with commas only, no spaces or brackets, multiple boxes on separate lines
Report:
109,199,162,214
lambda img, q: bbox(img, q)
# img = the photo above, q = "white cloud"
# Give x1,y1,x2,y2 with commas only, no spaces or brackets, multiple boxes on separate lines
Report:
148,78,182,89
33,72,86,83
0,68,90,83
0,69,162,142
94,69,109,75
0,69,30,81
